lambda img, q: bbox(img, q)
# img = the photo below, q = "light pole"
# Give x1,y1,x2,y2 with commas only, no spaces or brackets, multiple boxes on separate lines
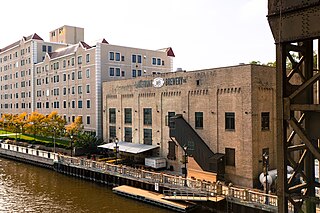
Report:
4,119,7,136
19,126,22,140
30,122,35,142
15,124,18,142
183,145,188,187
263,152,269,204
114,138,119,165
53,127,56,153
70,135,73,157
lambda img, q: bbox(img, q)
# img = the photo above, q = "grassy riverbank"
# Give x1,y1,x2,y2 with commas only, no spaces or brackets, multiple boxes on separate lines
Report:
0,130,69,148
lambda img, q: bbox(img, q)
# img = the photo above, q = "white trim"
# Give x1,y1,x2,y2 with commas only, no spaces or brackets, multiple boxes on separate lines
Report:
31,41,37,112
108,51,115,61
95,43,102,137
86,99,91,109
86,84,90,94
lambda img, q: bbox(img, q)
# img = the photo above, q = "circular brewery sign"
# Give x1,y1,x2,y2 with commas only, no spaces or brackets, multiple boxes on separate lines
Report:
152,77,164,88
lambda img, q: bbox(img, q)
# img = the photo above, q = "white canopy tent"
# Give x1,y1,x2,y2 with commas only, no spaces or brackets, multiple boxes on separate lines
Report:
98,142,159,154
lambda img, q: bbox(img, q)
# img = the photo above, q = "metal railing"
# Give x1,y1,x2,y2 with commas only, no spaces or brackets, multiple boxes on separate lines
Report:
163,188,211,201
58,154,278,210
0,143,279,211
226,186,278,208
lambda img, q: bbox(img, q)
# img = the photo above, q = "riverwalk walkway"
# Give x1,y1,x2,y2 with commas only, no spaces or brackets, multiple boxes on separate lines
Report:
0,141,280,212
0,133,21,137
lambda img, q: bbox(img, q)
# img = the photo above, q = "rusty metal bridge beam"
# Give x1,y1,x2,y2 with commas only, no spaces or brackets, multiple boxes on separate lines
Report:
276,40,318,213
268,1,320,212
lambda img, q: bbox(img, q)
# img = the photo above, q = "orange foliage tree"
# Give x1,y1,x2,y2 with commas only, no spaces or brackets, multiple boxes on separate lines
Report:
65,116,83,137
42,111,66,138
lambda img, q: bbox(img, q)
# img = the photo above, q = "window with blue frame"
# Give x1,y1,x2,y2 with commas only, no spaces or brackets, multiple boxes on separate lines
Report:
132,55,136,63
116,68,120,76
116,52,120,61
109,67,114,76
109,52,114,60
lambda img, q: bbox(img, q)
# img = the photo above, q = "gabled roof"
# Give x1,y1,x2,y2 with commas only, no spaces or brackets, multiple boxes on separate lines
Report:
0,33,43,53
31,33,43,41
80,41,92,49
22,33,43,42
101,38,109,44
157,47,175,57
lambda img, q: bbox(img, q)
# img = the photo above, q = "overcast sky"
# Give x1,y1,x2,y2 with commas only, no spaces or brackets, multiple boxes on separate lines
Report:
0,0,275,71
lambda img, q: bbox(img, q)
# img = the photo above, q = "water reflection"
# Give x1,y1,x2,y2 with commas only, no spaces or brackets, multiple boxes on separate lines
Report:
0,158,170,212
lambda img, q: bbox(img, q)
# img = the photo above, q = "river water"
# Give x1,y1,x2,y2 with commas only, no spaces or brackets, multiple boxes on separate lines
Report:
0,157,170,213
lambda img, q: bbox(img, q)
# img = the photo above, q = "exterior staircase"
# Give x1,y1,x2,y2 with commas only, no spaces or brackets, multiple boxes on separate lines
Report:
169,114,225,179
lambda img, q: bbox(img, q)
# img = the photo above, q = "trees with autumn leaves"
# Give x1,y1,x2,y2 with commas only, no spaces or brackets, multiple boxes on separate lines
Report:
65,116,83,137
0,111,78,140
0,112,101,154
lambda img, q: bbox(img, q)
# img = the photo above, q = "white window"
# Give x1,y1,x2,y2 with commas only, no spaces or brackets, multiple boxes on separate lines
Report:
86,84,90,93
86,69,90,78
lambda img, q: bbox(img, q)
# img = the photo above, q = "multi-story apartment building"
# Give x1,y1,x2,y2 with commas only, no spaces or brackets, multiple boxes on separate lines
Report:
0,25,175,137
102,65,276,188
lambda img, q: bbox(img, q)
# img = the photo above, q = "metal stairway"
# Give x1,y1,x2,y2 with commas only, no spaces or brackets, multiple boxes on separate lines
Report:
169,114,225,179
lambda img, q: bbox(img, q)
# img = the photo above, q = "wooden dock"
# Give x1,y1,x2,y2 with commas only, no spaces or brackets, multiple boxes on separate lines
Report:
112,185,196,212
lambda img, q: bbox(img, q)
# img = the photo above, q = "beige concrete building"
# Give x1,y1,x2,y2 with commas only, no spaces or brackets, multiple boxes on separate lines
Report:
102,64,276,188
0,25,174,137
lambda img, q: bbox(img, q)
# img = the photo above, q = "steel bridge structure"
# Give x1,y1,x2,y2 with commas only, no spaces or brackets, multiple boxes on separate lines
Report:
268,1,320,212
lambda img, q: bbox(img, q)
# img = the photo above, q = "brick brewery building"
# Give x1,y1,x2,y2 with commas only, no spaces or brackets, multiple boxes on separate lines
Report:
102,64,276,188
0,25,174,137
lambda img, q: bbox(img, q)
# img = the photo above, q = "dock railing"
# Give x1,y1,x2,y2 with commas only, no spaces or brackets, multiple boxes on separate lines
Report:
163,188,212,201
226,186,278,208
58,154,278,209
0,142,279,210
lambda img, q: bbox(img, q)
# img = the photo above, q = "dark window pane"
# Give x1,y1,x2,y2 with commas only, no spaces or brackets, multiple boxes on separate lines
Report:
144,108,152,125
195,112,203,128
109,126,116,138
124,108,132,124
109,108,116,124
167,112,176,128
167,141,176,160
124,127,132,142
116,68,120,76
225,148,235,166
132,55,136,63
116,52,120,61
225,112,235,130
109,52,114,60
109,67,114,76
132,69,136,77
261,112,270,130
143,129,152,145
